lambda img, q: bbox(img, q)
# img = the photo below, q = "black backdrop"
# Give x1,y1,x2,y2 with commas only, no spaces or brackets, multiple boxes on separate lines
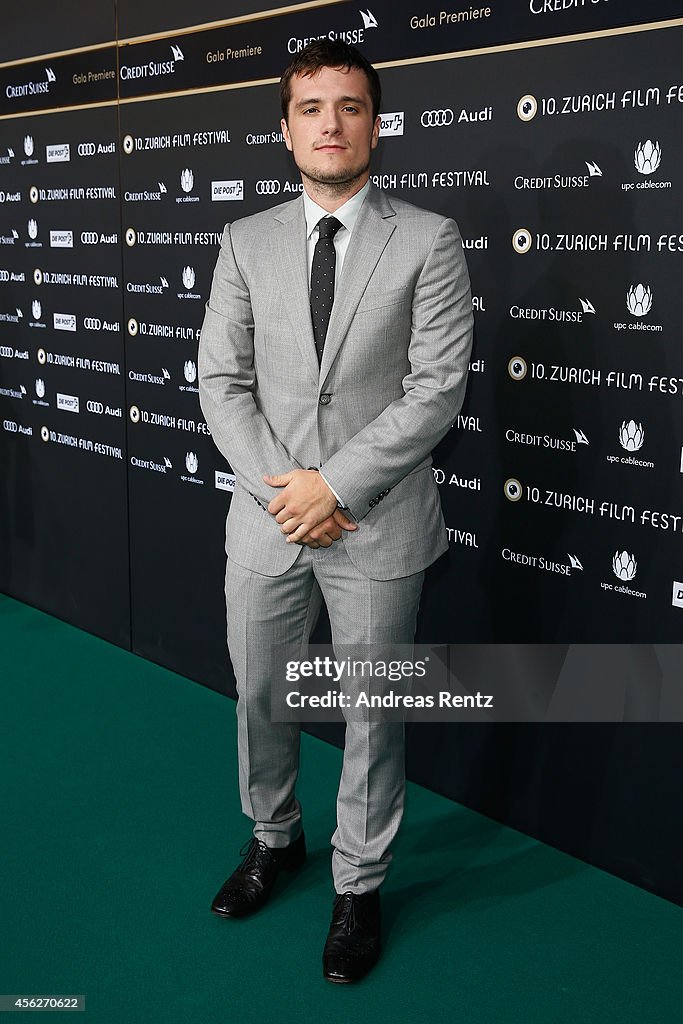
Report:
2,0,683,903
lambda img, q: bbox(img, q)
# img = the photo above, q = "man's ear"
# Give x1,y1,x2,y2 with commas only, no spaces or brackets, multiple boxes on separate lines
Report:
370,115,381,150
281,117,293,152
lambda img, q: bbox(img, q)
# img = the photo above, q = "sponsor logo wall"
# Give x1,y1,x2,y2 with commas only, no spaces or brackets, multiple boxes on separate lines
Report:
2,6,683,661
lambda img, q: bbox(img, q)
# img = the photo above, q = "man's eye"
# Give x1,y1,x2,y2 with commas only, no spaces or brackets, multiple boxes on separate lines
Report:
343,106,358,113
303,107,318,114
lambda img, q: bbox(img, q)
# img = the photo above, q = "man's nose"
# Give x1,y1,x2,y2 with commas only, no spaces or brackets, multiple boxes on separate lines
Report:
321,110,343,135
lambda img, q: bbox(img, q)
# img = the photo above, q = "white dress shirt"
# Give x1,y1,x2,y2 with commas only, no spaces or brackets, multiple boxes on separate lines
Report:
301,181,370,510
303,180,370,291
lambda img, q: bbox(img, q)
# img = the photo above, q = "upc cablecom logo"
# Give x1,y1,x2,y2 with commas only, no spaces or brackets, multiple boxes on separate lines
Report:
626,284,652,317
619,420,644,452
634,140,661,175
613,550,637,582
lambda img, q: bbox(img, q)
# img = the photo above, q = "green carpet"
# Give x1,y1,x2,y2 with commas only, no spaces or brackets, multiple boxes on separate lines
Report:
1,592,680,1023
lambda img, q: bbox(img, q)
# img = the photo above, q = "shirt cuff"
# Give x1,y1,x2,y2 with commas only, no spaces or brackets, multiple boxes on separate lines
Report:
319,471,347,509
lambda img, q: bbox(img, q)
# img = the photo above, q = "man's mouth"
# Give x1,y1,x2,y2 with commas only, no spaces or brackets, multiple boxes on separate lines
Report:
315,145,346,152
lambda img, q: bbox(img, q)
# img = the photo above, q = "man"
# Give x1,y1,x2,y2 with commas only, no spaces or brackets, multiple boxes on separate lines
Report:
198,39,473,983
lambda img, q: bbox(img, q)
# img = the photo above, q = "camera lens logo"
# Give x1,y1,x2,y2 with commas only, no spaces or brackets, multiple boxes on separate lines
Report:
185,451,198,474
512,228,532,254
40,425,49,442
508,356,527,381
517,95,537,122
125,227,136,247
182,266,195,290
37,348,46,365
32,299,41,320
180,168,194,193
504,478,523,502
24,135,34,157
33,268,43,285
184,359,197,383
612,550,637,581
122,135,134,155
27,219,38,240
626,284,652,317
634,140,661,176
129,405,140,424
35,378,45,398
29,186,38,204
420,109,454,128
127,318,138,336
619,420,644,452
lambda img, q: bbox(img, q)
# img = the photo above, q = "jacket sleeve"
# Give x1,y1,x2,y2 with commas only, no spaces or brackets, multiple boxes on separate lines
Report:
319,217,473,522
198,223,303,507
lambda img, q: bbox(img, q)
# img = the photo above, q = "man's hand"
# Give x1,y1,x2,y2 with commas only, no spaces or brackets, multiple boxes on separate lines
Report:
296,508,357,548
264,468,339,542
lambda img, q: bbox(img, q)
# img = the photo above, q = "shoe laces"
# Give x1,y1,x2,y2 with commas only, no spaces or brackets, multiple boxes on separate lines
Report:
238,837,274,872
334,892,360,933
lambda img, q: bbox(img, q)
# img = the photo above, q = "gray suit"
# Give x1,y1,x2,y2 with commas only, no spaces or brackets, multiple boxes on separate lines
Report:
199,183,473,892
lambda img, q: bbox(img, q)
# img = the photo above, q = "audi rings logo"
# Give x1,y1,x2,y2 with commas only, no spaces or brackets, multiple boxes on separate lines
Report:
87,400,104,414
84,318,101,330
420,109,454,128
81,231,99,244
256,180,281,195
78,143,96,156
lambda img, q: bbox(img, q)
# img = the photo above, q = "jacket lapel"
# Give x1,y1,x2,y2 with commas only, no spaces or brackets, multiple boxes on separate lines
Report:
272,198,320,385
319,185,396,387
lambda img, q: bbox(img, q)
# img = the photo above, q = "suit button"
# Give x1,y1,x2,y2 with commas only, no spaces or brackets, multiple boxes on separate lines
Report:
319,393,331,406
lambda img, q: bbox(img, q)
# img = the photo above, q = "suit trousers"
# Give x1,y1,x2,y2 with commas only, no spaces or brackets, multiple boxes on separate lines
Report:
225,539,424,894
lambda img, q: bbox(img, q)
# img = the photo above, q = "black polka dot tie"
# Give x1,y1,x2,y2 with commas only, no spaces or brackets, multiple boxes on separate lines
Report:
310,216,342,364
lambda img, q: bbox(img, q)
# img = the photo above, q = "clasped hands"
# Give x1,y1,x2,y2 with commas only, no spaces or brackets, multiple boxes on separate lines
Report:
263,469,357,549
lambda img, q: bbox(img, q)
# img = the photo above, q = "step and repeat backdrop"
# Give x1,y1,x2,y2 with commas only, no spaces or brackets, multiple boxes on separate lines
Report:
1,0,683,900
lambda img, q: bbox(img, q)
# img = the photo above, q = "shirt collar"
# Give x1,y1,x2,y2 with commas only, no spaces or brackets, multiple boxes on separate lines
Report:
303,180,370,240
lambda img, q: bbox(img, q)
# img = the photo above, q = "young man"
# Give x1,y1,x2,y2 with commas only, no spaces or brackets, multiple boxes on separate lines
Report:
198,40,473,982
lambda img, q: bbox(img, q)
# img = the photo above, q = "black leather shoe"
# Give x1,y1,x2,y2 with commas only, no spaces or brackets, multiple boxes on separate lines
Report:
211,831,306,918
322,890,381,983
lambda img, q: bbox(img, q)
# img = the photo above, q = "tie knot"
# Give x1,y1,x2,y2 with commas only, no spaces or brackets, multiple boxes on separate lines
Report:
317,216,342,241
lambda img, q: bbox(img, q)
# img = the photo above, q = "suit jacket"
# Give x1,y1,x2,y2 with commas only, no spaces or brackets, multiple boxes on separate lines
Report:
198,183,473,581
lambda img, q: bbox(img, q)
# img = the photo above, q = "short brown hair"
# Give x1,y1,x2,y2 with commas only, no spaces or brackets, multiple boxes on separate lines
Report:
280,40,382,122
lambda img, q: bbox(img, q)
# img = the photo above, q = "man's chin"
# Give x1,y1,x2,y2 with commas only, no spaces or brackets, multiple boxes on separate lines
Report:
300,164,369,190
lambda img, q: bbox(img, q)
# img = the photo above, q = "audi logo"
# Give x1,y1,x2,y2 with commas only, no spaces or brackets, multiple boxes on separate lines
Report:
84,318,101,330
0,271,9,281
0,347,13,357
87,400,104,414
78,143,96,156
420,109,454,127
4,420,18,432
255,180,281,195
81,231,99,244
